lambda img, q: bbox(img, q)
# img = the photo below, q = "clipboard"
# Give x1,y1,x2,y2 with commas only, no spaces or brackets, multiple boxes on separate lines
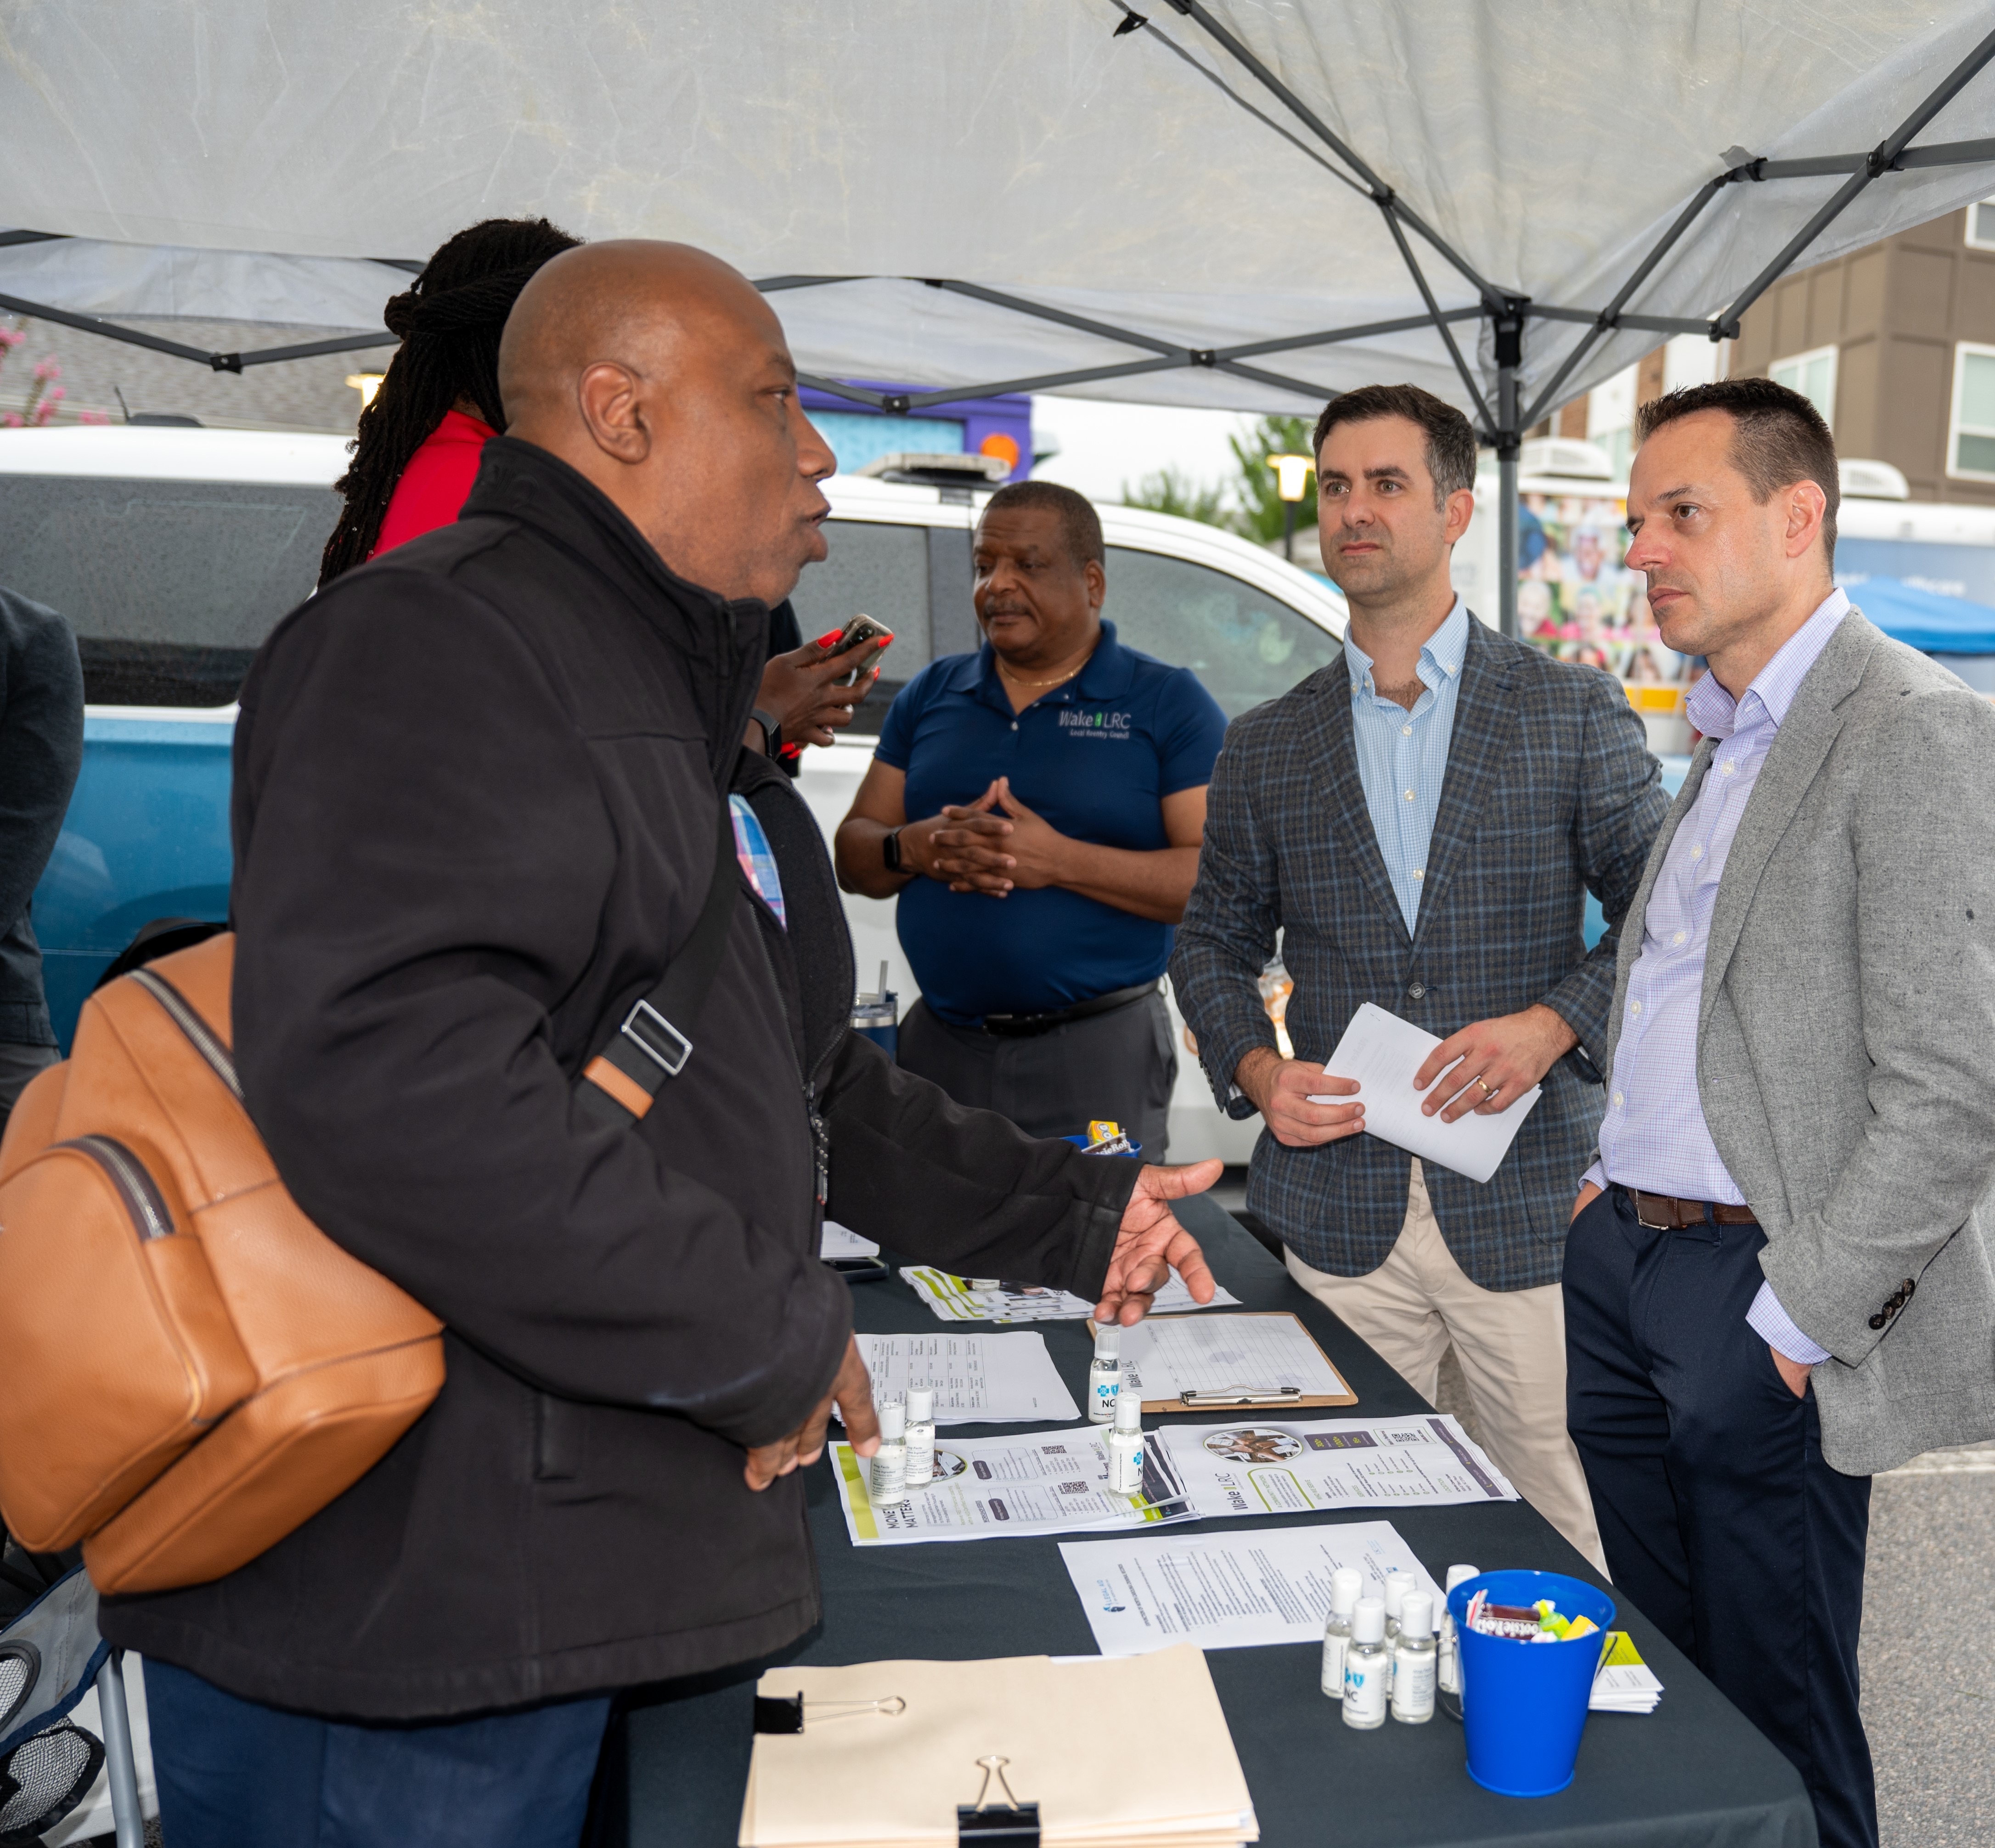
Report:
1127,1310,1358,1413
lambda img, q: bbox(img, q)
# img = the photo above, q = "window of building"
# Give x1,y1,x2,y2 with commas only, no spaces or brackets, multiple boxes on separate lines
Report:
1966,199,1995,252
1947,344,1995,481
1770,345,1838,430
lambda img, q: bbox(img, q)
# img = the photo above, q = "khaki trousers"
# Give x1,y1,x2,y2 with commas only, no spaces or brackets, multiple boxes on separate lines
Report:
1284,1159,1606,1573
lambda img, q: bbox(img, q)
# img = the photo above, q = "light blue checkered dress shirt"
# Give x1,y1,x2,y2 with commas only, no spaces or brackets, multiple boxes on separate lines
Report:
1589,588,1851,1363
1342,597,1470,934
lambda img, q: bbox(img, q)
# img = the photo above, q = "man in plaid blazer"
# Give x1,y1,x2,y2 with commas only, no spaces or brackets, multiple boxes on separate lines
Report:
1171,385,1667,1563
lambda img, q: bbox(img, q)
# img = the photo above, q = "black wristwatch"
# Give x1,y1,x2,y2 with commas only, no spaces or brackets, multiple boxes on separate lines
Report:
882,827,905,874
750,707,782,754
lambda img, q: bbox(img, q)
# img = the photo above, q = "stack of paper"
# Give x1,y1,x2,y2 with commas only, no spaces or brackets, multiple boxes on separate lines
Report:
902,1267,1238,1324
1120,1313,1352,1409
850,1332,1080,1424
739,1647,1258,1847
829,1425,1196,1546
1058,1520,1442,1656
820,1222,881,1261
1157,1414,1517,1516
1314,1003,1541,1184
1590,1632,1664,1713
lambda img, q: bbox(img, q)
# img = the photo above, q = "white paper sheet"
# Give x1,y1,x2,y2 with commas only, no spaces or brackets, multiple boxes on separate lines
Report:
1118,1314,1351,1407
1158,1414,1517,1517
849,1331,1081,1424
819,1221,880,1261
828,1425,1196,1545
1058,1520,1443,1656
1313,1002,1540,1184
900,1267,1239,1324
1591,1633,1664,1713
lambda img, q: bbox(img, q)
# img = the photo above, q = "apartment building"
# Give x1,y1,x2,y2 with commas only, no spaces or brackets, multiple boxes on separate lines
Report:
1719,199,1995,505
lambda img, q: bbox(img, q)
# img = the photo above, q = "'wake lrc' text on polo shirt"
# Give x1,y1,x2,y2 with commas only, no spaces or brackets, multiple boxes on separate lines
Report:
874,620,1227,1025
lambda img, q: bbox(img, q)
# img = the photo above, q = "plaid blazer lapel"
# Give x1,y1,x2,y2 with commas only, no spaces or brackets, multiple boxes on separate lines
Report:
1411,620,1522,952
1310,646,1412,948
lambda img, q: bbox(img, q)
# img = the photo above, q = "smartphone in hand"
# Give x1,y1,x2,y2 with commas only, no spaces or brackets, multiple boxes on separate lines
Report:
829,614,894,685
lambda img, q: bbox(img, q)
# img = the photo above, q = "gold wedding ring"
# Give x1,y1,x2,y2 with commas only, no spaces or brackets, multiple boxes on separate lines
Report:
1473,1075,1497,1098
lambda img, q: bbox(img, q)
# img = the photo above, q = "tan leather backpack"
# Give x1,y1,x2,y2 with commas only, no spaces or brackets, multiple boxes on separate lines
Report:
0,935,445,1594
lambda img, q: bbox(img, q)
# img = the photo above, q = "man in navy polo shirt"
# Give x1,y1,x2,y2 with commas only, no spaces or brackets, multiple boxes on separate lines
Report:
835,482,1226,1157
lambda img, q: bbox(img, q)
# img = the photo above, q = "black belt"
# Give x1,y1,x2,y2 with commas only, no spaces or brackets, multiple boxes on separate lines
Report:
979,981,1159,1039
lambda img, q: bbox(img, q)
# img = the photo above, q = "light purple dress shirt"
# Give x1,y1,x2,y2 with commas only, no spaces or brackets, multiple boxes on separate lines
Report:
1587,589,1852,1366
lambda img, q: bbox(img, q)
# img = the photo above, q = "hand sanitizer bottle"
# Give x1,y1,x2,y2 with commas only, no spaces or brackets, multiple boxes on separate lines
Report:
1381,1571,1414,1697
1105,1375,1145,1493
1342,1597,1389,1730
1392,1591,1437,1723
903,1386,936,1489
868,1399,906,1502
1438,1564,1478,1698
1087,1324,1122,1425
1320,1567,1363,1699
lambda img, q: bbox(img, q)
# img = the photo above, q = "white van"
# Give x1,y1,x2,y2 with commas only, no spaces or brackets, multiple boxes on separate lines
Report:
0,425,1347,1163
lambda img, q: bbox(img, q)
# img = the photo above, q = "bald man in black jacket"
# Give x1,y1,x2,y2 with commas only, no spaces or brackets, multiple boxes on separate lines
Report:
110,242,1219,1848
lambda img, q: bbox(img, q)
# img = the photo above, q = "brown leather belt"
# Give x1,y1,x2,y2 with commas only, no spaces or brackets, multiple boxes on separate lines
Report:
1629,1188,1758,1229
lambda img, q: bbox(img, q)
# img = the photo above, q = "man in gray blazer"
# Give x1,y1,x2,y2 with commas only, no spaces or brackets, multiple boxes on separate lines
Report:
1567,377,1995,1848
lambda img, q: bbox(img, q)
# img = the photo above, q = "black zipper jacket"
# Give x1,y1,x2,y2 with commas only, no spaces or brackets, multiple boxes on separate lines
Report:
99,439,1137,1719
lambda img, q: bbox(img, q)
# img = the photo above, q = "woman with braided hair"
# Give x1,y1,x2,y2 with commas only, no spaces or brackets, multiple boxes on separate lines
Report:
319,217,580,584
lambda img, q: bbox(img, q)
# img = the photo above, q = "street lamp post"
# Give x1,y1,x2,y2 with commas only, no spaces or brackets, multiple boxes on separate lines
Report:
1266,453,1314,564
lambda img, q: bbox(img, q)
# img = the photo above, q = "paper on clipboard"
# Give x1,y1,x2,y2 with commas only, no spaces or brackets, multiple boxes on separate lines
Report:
1313,1002,1540,1184
1119,1313,1355,1412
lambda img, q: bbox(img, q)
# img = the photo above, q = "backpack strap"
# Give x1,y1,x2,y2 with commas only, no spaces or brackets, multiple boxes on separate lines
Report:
580,802,739,1123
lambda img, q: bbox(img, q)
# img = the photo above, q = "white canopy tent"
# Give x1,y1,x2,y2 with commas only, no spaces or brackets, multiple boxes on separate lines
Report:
4,0,1995,627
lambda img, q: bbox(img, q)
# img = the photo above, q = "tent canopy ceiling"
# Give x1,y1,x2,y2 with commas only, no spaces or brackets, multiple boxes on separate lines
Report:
2,1,1994,426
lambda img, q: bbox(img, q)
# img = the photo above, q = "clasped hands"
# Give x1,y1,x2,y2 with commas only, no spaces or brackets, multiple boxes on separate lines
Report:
743,1158,1223,1490
1237,1003,1577,1149
896,776,1064,896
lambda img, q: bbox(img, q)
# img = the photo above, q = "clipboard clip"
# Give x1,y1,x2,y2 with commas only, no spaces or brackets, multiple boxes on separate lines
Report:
1177,1384,1304,1407
753,1693,906,1734
958,1754,1041,1845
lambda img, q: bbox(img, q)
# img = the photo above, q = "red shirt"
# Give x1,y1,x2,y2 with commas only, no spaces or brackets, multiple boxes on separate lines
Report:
370,409,497,558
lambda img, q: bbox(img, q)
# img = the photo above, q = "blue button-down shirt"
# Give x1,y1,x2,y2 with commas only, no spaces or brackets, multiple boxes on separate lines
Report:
1589,588,1850,1364
1344,597,1470,934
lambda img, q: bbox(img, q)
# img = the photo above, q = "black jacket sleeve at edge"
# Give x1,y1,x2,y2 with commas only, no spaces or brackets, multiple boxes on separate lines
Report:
821,1033,1135,1302
0,592,83,930
231,578,849,1451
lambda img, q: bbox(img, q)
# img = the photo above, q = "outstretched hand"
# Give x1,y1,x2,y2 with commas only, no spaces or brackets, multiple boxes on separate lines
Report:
1093,1158,1223,1326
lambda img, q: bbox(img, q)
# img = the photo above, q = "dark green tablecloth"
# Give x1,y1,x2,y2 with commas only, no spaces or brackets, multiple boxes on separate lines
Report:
616,1196,1815,1848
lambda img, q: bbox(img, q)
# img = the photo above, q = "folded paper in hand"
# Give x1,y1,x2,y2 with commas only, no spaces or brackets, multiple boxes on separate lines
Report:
739,1645,1257,1847
1312,1003,1540,1184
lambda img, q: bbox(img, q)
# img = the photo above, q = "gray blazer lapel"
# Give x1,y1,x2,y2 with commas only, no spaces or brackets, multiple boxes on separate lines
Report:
1310,646,1411,947
1411,622,1520,951
1700,613,1881,1025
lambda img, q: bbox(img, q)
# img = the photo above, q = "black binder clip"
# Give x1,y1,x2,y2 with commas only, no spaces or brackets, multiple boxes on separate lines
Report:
755,1692,907,1735
957,1755,1041,1846
754,1694,805,1735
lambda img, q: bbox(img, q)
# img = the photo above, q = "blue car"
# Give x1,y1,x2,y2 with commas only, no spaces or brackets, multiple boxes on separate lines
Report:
0,426,348,1042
